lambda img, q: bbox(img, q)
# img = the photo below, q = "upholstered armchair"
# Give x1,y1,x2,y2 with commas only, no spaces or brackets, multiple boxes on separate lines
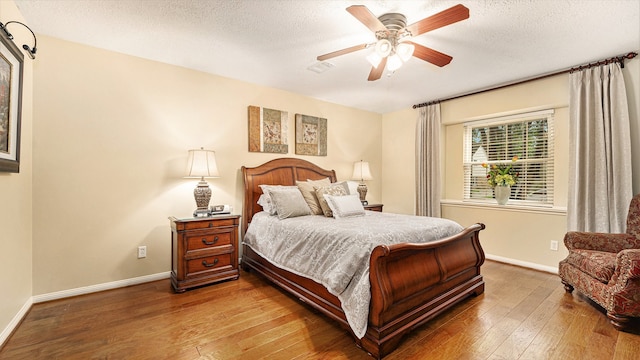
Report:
559,193,640,331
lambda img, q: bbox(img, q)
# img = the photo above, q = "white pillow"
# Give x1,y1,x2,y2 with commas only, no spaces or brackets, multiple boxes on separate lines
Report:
269,188,312,220
258,185,298,215
346,181,359,195
323,194,366,219
257,194,274,215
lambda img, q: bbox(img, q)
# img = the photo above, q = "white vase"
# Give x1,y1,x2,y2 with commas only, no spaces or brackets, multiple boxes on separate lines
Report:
494,185,511,205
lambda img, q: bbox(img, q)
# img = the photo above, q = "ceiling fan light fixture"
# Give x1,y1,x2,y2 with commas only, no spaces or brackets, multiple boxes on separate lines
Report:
317,4,469,81
387,53,403,72
366,52,382,67
375,39,392,57
396,42,415,62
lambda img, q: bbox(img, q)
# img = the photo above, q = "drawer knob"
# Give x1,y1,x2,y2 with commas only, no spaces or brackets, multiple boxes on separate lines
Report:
202,258,219,267
208,222,213,228
202,236,219,246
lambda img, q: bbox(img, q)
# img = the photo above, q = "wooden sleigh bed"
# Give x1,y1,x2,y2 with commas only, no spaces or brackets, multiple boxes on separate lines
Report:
241,158,485,359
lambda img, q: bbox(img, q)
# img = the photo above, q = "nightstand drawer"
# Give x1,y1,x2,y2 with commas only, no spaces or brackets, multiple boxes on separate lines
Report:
186,253,233,276
186,231,232,251
179,217,238,230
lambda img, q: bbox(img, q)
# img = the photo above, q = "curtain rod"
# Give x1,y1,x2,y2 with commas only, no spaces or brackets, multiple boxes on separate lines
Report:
412,51,638,109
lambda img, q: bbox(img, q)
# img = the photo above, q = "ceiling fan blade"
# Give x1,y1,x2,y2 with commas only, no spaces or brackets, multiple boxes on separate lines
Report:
408,42,453,67
317,43,368,61
347,5,387,33
405,4,469,37
368,57,387,81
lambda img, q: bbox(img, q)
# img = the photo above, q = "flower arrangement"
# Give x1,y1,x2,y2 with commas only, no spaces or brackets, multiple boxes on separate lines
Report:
482,156,519,188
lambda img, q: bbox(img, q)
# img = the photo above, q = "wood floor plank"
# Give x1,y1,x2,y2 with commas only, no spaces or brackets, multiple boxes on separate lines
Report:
518,296,580,359
550,294,601,360
2,261,639,360
487,287,559,359
613,331,640,360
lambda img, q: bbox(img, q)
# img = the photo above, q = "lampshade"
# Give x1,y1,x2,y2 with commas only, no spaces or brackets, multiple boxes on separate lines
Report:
366,51,383,68
387,53,403,72
375,39,392,57
185,148,220,178
352,161,373,181
396,42,415,62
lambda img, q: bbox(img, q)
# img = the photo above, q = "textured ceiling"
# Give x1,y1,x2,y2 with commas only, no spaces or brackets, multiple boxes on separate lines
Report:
12,0,640,114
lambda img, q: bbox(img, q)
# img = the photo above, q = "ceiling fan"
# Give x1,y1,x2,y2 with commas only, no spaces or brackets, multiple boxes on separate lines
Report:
317,4,469,81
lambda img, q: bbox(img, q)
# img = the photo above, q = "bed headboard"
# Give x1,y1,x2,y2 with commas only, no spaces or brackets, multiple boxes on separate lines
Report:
241,158,337,233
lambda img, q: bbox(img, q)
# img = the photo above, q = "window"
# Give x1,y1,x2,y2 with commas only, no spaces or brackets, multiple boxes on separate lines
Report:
463,109,554,206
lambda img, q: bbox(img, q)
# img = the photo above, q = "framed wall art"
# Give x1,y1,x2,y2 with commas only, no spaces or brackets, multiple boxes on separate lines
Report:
248,105,288,154
295,114,327,156
0,31,24,173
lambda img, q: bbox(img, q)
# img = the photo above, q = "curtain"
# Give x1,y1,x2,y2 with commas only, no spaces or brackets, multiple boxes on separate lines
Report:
415,104,441,217
568,62,633,233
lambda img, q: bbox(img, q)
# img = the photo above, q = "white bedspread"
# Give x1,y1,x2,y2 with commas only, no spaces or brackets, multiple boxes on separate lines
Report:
243,211,463,339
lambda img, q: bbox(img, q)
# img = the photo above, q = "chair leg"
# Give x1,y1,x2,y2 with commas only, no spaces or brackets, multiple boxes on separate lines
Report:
561,280,574,293
607,312,632,331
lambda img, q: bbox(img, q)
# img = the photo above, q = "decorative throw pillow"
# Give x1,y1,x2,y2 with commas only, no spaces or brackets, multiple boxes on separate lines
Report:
314,184,348,217
296,178,331,215
258,185,298,215
324,194,366,219
331,181,352,194
269,188,312,220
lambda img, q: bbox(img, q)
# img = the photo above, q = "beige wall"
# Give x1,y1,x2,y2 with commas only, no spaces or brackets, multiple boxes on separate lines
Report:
382,58,640,271
0,0,33,343
31,36,382,295
381,107,417,214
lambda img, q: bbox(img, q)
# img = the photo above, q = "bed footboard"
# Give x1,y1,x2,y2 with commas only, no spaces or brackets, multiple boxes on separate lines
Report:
360,223,486,358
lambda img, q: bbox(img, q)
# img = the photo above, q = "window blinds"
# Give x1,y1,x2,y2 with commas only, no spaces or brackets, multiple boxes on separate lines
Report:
463,110,555,206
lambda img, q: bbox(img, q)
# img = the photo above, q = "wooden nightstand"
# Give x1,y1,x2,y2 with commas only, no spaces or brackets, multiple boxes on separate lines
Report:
364,204,383,212
169,215,240,292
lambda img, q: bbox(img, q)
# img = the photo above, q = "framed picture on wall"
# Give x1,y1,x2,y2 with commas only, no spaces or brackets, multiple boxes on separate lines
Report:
0,30,24,173
295,114,327,156
248,105,288,154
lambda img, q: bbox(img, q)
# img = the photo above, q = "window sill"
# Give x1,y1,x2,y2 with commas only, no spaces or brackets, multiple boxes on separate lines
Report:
441,199,567,215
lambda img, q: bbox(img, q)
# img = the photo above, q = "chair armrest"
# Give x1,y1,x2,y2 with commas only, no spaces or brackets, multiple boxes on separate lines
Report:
615,249,640,280
564,231,639,253
606,249,640,316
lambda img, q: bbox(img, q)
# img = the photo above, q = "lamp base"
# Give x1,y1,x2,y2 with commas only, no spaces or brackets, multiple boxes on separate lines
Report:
193,179,212,217
357,183,368,204
193,208,211,217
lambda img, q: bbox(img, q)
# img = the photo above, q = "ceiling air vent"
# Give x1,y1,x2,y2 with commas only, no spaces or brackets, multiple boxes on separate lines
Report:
307,61,334,74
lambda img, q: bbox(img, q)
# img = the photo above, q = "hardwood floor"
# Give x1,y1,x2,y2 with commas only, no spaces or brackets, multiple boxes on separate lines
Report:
2,261,639,359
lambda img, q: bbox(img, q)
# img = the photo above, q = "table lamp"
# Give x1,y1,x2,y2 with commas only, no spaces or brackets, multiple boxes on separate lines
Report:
185,148,220,217
352,160,373,205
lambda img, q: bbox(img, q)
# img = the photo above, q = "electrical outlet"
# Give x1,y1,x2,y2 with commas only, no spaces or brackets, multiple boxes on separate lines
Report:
550,240,558,251
138,246,147,259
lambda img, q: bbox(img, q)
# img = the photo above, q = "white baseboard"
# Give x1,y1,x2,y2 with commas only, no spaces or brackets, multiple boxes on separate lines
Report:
486,253,558,274
0,297,33,348
32,271,171,303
